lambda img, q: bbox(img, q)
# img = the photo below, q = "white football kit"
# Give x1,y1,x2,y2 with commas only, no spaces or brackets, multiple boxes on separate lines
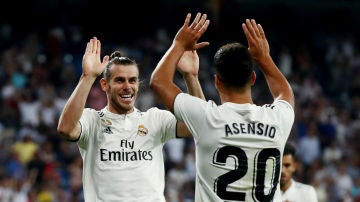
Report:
281,179,318,202
78,107,177,202
174,93,295,202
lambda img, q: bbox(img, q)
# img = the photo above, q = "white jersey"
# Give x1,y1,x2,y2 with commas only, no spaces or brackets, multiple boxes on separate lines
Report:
78,107,177,202
174,93,294,202
281,179,318,202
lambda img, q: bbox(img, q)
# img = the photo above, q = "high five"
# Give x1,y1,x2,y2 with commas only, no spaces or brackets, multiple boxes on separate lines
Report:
150,13,295,202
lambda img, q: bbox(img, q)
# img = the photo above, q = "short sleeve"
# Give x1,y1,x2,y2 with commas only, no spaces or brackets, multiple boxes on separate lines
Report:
148,108,177,143
78,108,100,149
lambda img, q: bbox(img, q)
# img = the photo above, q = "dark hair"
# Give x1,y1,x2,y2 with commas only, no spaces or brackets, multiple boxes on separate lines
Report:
103,51,138,81
213,42,253,87
283,142,296,157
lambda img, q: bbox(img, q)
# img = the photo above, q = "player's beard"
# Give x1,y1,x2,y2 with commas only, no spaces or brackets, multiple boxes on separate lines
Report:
108,87,137,114
280,173,290,187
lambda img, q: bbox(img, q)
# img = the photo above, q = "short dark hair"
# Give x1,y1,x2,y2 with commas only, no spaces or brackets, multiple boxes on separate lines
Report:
283,142,296,157
103,51,138,81
213,42,253,87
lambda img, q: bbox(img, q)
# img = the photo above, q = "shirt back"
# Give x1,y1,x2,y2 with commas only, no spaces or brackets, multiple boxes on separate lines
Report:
174,93,295,202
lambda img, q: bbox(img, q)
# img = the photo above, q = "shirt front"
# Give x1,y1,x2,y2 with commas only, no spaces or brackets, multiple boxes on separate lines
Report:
174,93,295,202
78,107,177,202
281,179,318,202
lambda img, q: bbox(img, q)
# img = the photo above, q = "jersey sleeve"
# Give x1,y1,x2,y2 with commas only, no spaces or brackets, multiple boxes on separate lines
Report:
78,108,100,149
174,93,209,142
270,99,295,141
148,108,177,143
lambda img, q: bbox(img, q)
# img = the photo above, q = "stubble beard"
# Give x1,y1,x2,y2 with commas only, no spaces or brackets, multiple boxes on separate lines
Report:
108,92,135,114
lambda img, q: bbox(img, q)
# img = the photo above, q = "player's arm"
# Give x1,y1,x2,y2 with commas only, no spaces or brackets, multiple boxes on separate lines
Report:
57,37,109,141
150,12,210,113
177,50,205,100
175,51,205,138
242,19,295,108
176,122,192,138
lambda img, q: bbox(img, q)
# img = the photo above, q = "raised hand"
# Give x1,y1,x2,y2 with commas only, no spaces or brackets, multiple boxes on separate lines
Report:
173,12,210,51
82,37,110,78
177,50,200,76
242,19,270,64
242,19,295,107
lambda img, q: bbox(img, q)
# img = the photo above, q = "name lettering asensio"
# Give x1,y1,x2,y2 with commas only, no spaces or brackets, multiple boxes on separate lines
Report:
225,122,276,138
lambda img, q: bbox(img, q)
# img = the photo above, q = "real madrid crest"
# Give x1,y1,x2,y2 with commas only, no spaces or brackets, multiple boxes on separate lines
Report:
137,125,148,136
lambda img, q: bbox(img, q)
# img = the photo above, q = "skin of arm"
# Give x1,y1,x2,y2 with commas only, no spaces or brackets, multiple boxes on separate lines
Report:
175,51,205,138
57,37,109,140
150,13,209,138
150,12,210,113
242,19,295,108
177,50,206,100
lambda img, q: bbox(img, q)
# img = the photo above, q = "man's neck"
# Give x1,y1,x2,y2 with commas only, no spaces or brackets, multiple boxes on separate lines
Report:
281,179,293,193
219,93,253,104
107,105,134,115
218,87,253,104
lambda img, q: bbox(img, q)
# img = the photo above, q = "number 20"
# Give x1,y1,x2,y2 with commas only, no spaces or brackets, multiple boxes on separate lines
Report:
213,146,280,202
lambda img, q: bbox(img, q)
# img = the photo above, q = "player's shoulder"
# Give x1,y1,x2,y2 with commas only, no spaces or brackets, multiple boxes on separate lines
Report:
84,107,98,113
293,180,316,192
260,100,295,122
83,107,102,117
145,107,165,112
275,99,294,111
262,100,293,110
176,92,211,104
143,107,173,116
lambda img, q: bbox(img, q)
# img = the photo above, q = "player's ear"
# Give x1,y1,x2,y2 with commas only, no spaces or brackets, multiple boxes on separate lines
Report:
250,71,256,86
214,74,219,90
100,78,108,92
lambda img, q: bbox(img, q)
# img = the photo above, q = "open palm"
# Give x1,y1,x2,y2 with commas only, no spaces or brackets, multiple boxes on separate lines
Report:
82,37,109,77
177,50,199,75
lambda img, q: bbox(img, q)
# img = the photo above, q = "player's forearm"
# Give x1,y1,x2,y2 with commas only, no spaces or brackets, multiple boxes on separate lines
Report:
258,56,295,107
152,43,185,80
57,74,97,139
182,73,205,100
150,43,184,110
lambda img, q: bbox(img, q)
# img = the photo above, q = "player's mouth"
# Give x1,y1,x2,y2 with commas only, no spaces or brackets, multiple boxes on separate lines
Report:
120,93,134,102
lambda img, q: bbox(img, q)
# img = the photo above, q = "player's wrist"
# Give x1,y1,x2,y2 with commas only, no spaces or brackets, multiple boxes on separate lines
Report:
79,73,98,83
255,55,274,68
182,72,198,79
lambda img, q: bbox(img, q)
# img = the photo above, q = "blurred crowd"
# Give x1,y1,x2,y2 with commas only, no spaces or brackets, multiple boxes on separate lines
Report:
1,1,360,202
